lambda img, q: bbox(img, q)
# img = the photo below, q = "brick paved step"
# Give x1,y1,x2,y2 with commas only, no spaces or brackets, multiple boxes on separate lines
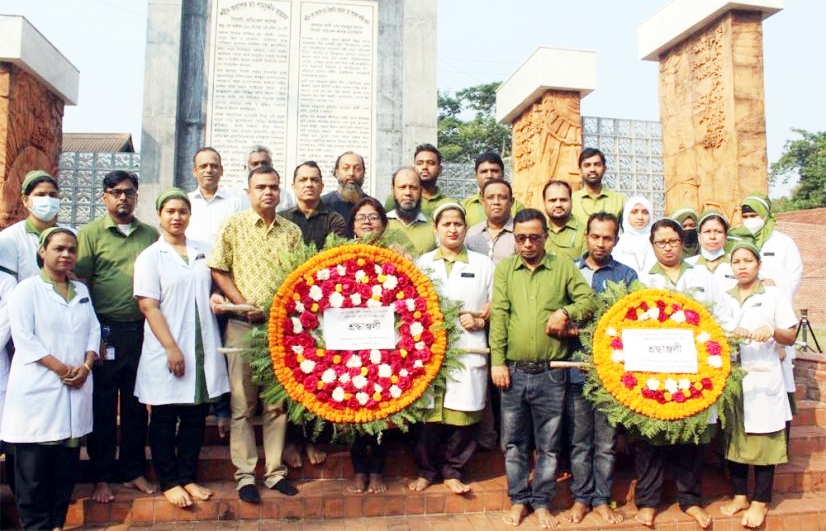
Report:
792,399,826,427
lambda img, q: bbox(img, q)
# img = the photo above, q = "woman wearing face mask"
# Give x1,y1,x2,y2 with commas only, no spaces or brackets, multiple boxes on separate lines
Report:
687,210,738,292
0,170,70,281
669,206,700,259
613,196,657,276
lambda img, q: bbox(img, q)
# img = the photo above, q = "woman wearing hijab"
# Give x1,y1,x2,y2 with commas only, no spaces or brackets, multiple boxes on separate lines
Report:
133,189,230,509
720,242,797,529
1,227,100,530
687,210,737,292
613,196,657,276
669,206,700,258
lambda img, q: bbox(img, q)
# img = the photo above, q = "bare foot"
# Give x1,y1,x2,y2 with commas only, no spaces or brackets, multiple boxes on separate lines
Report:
593,503,624,524
634,507,656,527
123,476,155,495
305,443,327,465
183,482,213,501
162,485,193,508
407,477,431,492
367,473,387,493
444,478,471,494
720,494,750,516
684,505,712,529
560,501,588,523
741,501,768,529
217,416,230,439
283,442,302,468
346,473,368,493
91,482,114,504
534,508,559,529
502,503,529,527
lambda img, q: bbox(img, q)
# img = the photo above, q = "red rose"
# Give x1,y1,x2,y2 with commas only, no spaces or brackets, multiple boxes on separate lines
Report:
284,355,298,369
316,391,330,403
671,303,681,312
656,392,667,404
611,338,624,350
673,392,686,403
381,263,397,275
701,377,713,390
706,341,721,356
640,302,649,311
684,309,700,325
621,372,637,388
414,298,427,311
299,311,319,330
642,388,653,398
397,376,412,390
625,307,638,321
690,387,702,398
348,397,360,409
303,375,320,392
292,368,305,381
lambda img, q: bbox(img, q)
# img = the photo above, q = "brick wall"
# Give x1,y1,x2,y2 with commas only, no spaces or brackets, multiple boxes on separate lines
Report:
777,209,826,328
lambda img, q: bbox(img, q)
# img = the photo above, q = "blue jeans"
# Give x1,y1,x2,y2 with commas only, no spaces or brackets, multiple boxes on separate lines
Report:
501,367,566,510
566,382,616,507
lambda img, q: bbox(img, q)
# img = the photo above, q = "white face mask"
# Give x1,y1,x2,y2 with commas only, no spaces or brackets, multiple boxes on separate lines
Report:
743,217,765,235
701,247,726,261
28,196,61,222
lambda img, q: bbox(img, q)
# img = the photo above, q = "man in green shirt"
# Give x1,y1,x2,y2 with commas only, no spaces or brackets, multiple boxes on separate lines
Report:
490,208,596,529
385,167,436,256
75,171,159,503
543,180,586,261
571,148,626,225
461,152,525,227
384,144,455,219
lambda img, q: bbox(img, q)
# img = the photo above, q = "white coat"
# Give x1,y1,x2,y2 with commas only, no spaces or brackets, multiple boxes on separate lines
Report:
417,248,494,412
0,275,100,443
133,237,230,405
726,286,797,433
0,271,17,431
0,220,74,281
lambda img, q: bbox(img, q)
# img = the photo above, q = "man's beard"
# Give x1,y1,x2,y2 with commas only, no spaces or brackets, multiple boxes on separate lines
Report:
420,178,438,193
339,182,363,204
397,200,421,220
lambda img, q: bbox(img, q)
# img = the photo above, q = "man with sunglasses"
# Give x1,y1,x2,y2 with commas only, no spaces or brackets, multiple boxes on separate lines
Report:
76,171,159,503
489,208,596,528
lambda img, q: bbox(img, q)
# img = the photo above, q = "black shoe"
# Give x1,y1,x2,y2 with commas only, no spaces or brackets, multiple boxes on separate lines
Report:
238,484,261,504
270,478,298,496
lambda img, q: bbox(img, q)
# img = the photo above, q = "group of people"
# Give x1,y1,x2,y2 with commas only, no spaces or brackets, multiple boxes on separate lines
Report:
0,142,803,531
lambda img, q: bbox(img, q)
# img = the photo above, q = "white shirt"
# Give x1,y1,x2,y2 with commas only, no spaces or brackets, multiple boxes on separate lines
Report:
726,285,797,433
416,248,494,412
0,220,74,281
686,255,738,294
1,275,100,443
133,237,230,405
614,236,657,277
759,230,803,300
0,271,17,431
187,188,247,244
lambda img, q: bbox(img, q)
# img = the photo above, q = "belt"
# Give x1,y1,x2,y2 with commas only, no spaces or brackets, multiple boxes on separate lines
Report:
508,361,553,374
99,319,144,330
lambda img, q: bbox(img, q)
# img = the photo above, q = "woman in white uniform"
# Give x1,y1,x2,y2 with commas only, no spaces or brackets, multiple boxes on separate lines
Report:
687,210,737,292
0,227,100,530
719,242,797,529
613,196,657,277
409,203,494,495
133,189,230,509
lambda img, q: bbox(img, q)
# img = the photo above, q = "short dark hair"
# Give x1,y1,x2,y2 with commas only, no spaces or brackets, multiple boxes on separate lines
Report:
481,178,512,198
414,143,441,164
391,167,419,187
193,147,222,166
293,161,321,183
474,152,504,173
578,147,606,167
348,196,388,234
513,208,548,234
542,180,572,199
102,170,138,190
248,164,280,184
333,151,365,175
650,218,685,244
587,212,620,237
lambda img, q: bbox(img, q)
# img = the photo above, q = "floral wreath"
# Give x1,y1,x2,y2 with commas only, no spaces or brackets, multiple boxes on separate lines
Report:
578,284,743,443
262,242,462,437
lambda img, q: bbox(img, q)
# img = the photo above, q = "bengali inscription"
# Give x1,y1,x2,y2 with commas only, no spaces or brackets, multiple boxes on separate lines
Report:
690,25,726,150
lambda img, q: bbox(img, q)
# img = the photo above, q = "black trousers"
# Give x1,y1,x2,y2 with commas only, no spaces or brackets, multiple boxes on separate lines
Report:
635,440,704,511
413,423,476,482
729,461,775,503
350,434,387,475
86,321,148,483
149,403,210,491
13,443,79,530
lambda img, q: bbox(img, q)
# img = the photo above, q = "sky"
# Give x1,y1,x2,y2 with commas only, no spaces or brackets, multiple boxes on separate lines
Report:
1,0,824,197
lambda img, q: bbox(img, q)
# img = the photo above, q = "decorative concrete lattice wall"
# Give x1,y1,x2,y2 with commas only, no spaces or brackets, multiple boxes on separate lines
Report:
58,152,142,227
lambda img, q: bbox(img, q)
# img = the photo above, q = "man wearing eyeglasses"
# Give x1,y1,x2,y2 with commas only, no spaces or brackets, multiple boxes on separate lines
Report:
76,171,160,503
489,208,596,529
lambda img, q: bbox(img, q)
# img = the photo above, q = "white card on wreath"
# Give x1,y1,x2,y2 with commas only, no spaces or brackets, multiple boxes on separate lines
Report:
622,328,698,374
323,307,396,350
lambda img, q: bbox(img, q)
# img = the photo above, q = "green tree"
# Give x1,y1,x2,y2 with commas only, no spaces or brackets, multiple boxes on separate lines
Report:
437,82,512,163
770,129,826,210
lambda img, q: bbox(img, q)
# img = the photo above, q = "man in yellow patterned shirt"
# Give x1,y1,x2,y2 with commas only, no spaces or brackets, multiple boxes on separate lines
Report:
209,165,302,503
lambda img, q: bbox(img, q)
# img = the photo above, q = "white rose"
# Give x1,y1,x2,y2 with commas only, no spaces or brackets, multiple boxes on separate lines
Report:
352,375,367,389
646,378,660,391
332,387,345,402
300,359,316,374
295,301,305,313
337,264,347,276
372,285,383,296
292,317,303,334
670,310,686,323
406,299,416,312
647,308,660,320
664,378,678,394
399,368,409,377
374,383,383,393
317,269,331,281
409,322,424,337
366,298,382,308
414,360,424,368
346,355,362,368
378,364,392,378
696,331,711,344
390,385,402,399
321,369,337,384
382,275,398,290
338,372,351,384
350,293,362,306
309,285,324,301
708,356,723,369
355,270,366,281
328,292,345,308
606,327,618,337
415,341,425,351
291,345,304,354
356,392,369,405
678,378,691,390
610,350,625,363
375,264,382,275
370,350,382,364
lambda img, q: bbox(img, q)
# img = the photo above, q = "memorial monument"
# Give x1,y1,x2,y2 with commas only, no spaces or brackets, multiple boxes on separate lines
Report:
495,47,596,211
639,0,782,222
141,0,436,219
0,15,78,228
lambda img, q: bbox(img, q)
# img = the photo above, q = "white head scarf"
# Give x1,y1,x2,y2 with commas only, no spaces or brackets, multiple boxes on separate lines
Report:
614,195,657,275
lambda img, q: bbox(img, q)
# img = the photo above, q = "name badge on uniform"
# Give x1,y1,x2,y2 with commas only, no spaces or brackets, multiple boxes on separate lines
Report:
695,287,705,292
79,297,90,303
461,272,475,278
764,252,775,256
196,253,206,260
752,302,762,307
725,274,735,279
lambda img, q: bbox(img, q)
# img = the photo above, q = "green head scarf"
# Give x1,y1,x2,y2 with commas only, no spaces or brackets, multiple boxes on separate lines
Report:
21,170,58,195
155,188,191,212
729,194,776,251
730,240,761,261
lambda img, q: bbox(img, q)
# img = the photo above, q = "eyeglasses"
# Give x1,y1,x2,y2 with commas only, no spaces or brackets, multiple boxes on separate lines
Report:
355,214,381,222
653,238,681,249
106,188,137,198
515,234,544,245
